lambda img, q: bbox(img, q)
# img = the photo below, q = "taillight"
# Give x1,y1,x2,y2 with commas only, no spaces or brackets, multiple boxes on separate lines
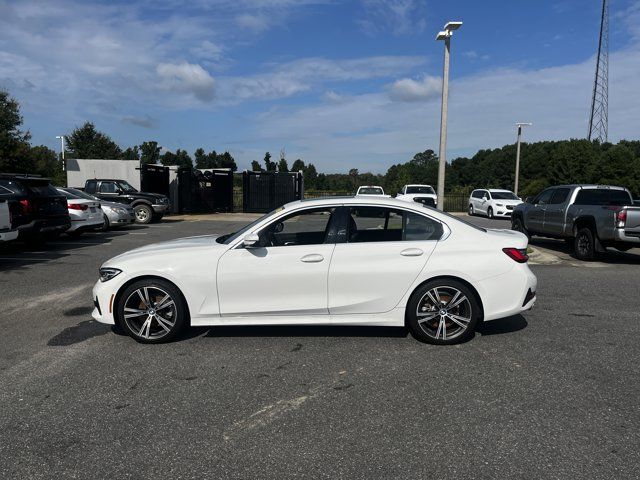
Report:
503,247,529,263
19,199,32,214
616,209,627,228
68,203,88,211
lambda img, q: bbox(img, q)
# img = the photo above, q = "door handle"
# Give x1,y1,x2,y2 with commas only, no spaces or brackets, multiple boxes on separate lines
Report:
400,248,423,257
300,253,324,263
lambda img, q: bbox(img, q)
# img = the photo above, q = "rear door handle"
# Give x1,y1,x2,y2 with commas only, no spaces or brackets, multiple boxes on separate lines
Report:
400,248,423,257
300,253,324,263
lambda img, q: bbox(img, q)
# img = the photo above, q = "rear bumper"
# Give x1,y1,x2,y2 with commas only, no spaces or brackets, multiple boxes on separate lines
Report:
614,229,640,244
17,217,71,238
480,265,537,321
67,217,105,232
0,230,19,242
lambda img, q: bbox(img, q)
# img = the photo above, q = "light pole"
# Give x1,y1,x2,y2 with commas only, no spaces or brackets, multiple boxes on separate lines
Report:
55,135,66,160
514,122,532,196
435,21,462,210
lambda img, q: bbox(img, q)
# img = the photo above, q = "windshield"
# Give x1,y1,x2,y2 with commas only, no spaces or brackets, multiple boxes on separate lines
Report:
491,191,519,200
216,209,277,245
358,187,384,195
66,188,99,201
406,186,435,194
116,181,138,193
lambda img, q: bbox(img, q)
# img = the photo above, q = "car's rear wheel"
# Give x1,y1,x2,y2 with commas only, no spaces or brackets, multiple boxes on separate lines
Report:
100,214,110,232
134,204,153,224
407,280,480,345
487,207,494,219
574,227,596,261
117,279,187,343
468,204,474,216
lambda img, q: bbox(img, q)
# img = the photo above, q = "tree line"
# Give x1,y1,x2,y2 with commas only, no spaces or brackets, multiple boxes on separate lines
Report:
2,89,639,197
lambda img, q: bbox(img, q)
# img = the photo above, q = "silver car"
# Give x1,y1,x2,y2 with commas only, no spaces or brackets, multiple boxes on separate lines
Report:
64,188,135,230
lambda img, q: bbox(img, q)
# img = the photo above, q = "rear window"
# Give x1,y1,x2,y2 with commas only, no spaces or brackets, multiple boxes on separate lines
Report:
574,188,632,206
0,179,27,196
27,183,60,197
358,187,384,195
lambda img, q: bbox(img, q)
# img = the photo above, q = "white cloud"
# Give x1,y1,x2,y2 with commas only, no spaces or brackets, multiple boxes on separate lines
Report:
389,75,441,102
156,62,215,102
235,13,270,32
358,0,427,36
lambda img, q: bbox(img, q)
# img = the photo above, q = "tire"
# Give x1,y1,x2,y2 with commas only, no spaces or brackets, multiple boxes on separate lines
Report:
574,228,596,261
407,279,480,345
512,217,530,242
116,278,188,344
134,204,153,224
468,204,474,216
99,214,110,232
487,207,494,219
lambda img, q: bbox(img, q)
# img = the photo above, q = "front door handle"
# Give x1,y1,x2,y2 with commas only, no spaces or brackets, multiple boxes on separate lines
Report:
400,248,423,257
300,253,324,263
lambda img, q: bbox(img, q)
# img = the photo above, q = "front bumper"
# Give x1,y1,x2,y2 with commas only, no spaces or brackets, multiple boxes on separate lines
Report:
152,204,169,214
106,210,136,226
92,277,127,325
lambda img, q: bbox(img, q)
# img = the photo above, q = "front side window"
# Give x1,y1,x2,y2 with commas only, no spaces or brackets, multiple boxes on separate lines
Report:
549,188,570,205
534,189,554,205
471,191,482,199
258,207,336,247
99,182,117,193
348,207,443,242
116,181,138,193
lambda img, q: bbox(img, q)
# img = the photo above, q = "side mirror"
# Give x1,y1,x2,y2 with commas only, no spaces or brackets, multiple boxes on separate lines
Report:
482,196,488,201
243,233,260,248
525,196,533,204
273,222,284,233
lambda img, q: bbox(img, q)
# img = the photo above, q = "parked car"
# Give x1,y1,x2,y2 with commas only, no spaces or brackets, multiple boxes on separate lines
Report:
512,184,640,260
0,199,18,242
356,185,387,196
83,179,169,224
92,197,537,345
396,184,437,208
63,188,135,231
0,173,70,242
468,189,522,219
56,188,104,236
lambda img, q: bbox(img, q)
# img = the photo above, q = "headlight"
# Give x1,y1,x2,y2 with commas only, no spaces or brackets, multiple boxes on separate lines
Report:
99,267,122,282
115,207,128,214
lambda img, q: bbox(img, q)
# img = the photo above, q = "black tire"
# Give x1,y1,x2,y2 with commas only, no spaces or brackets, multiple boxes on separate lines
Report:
407,279,480,345
116,278,188,344
512,216,530,242
487,207,494,219
468,204,474,216
134,204,153,224
574,228,596,261
99,214,110,232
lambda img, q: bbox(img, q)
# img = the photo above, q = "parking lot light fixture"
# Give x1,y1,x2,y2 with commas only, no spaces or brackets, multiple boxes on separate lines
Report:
436,20,462,210
55,135,66,161
514,122,532,196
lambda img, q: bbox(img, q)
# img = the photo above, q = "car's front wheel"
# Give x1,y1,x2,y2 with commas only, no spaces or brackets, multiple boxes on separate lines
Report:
407,280,480,345
134,204,153,224
512,217,530,242
116,279,188,343
487,207,494,219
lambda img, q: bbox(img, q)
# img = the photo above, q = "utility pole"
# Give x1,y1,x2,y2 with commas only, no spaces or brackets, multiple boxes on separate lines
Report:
55,135,66,161
436,21,462,210
588,0,609,143
514,123,532,196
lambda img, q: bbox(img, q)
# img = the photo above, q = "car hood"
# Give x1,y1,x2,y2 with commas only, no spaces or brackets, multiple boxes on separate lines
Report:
105,235,224,265
493,199,522,204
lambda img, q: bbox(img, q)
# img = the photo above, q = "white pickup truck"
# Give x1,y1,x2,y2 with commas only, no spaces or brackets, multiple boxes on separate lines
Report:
395,184,437,208
0,199,18,242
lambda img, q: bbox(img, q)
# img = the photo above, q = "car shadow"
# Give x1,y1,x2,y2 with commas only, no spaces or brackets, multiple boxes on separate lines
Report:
476,314,528,336
530,237,640,265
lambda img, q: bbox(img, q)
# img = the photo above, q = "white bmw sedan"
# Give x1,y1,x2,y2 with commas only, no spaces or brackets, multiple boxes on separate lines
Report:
92,197,537,345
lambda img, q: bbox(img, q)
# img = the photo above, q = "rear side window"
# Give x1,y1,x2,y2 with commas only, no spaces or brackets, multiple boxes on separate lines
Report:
574,189,632,206
100,182,117,193
86,180,97,192
550,188,570,204
348,207,443,242
0,179,27,196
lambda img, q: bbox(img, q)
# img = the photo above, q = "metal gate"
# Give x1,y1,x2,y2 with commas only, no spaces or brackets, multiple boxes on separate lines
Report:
242,171,304,213
140,164,170,197
177,168,233,213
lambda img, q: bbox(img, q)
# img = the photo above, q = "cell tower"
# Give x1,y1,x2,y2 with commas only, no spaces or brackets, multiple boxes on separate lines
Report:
588,0,609,143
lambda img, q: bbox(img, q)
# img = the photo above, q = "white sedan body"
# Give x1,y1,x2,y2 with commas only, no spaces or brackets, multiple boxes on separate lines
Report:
65,199,104,232
469,189,523,218
93,197,537,331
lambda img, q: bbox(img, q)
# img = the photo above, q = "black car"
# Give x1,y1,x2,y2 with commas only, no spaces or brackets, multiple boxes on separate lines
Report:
84,179,169,224
0,173,71,241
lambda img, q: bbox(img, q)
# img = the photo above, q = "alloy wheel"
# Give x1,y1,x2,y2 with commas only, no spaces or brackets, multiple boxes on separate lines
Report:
135,207,150,223
416,286,472,341
123,286,177,340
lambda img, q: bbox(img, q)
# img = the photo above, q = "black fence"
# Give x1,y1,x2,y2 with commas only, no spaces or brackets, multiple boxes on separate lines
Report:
140,164,170,197
177,168,234,213
242,171,304,213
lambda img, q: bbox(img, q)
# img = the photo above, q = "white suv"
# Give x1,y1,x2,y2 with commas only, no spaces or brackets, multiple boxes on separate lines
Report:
468,189,522,219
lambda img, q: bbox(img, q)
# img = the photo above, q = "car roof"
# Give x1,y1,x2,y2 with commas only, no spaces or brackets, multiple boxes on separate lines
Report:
406,184,433,187
487,189,513,192
288,196,430,209
357,185,383,188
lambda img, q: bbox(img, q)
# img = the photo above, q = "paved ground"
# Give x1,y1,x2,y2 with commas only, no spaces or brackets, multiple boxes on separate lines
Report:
1,214,639,479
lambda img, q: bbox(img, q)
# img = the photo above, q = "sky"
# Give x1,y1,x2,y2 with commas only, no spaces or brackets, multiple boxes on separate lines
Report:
1,0,639,173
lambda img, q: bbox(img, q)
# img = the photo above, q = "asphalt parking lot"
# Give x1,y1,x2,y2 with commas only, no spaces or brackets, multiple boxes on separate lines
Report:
1,214,640,479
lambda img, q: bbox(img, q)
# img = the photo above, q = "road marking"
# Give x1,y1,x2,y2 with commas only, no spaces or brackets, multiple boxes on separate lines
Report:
129,232,148,235
0,257,55,261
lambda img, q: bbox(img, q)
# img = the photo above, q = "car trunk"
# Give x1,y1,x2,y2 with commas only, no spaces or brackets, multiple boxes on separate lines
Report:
11,180,68,227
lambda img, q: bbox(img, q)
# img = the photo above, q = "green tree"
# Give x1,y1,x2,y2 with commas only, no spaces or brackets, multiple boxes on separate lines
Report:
291,159,305,172
139,141,161,165
122,146,140,160
251,160,262,171
66,122,122,159
304,163,318,189
278,157,289,172
263,152,276,172
0,89,32,173
29,145,64,185
218,151,237,171
194,148,208,168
